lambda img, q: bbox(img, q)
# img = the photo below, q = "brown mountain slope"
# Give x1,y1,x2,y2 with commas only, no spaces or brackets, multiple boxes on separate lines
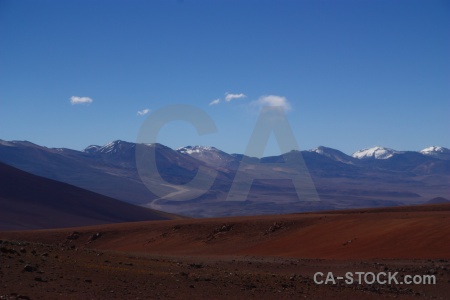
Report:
3,203,449,259
0,162,180,230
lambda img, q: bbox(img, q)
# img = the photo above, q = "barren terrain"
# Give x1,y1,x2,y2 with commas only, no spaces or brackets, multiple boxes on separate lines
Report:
1,204,449,299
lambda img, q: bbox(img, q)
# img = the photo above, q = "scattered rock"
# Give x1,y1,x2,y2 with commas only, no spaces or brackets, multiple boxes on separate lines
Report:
16,295,31,300
189,263,203,269
216,224,233,233
67,232,80,240
207,224,234,240
23,264,36,273
267,222,284,233
0,247,19,255
242,283,257,290
88,232,102,242
342,238,357,246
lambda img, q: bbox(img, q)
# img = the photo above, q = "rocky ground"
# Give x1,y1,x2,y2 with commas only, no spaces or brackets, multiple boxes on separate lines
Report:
1,239,449,299
1,204,449,299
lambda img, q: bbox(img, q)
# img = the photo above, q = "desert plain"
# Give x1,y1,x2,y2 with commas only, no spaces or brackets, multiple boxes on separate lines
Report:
1,203,449,299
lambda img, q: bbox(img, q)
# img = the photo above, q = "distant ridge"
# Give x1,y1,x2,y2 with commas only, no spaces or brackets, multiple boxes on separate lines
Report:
426,197,450,204
0,138,449,218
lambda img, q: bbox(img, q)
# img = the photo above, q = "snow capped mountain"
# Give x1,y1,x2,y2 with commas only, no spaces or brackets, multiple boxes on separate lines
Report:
309,146,356,164
98,140,135,154
84,140,136,155
420,146,449,155
352,147,401,160
177,145,234,167
420,146,450,160
84,145,101,153
177,145,216,155
310,147,326,156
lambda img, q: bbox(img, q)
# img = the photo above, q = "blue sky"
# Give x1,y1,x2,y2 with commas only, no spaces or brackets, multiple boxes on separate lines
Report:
0,0,449,156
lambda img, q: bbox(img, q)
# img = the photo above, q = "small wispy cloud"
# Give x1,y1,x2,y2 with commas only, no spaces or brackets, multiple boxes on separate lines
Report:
225,92,246,102
252,95,292,112
70,96,93,105
209,98,220,106
137,108,150,116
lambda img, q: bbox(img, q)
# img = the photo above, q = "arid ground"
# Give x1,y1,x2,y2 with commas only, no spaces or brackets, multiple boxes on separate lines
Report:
1,204,449,299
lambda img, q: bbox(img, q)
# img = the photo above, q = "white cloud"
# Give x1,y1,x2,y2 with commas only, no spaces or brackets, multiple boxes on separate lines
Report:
137,108,150,116
253,95,292,111
225,92,246,102
70,96,93,105
209,98,220,106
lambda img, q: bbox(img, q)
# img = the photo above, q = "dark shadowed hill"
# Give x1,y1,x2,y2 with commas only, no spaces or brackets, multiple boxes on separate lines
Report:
0,162,178,230
426,197,450,204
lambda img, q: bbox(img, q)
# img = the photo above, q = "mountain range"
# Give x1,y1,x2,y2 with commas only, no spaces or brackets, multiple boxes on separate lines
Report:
0,139,449,218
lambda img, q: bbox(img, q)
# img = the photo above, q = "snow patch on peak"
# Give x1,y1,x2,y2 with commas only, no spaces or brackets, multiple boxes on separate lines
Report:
177,145,216,155
0,140,15,147
420,146,449,154
95,140,134,154
310,147,321,154
308,146,355,163
420,146,450,160
99,141,118,154
352,147,400,159
309,146,328,155
310,146,336,158
84,145,101,153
